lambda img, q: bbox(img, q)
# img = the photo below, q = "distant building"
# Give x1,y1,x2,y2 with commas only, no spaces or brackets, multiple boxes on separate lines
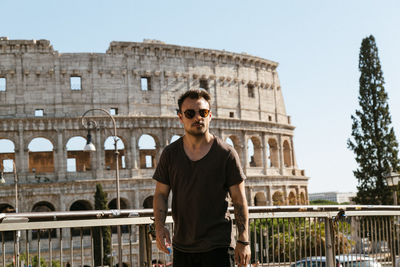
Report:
309,192,356,204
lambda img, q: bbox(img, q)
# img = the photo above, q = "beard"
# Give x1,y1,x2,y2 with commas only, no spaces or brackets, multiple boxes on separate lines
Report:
185,122,207,136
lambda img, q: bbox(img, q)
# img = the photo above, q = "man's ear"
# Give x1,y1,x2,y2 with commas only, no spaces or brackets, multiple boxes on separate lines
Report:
178,112,184,124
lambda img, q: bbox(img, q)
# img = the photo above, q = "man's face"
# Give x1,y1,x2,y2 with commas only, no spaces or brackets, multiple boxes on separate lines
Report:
178,97,211,137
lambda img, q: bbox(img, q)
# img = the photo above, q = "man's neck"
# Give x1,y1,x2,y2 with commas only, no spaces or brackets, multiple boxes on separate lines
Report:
183,132,214,151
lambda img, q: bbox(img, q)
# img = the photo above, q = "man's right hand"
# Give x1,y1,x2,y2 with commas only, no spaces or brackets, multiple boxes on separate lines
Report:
155,226,171,254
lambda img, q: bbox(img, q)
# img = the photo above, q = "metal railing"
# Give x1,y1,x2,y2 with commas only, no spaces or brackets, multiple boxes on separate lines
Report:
1,206,400,267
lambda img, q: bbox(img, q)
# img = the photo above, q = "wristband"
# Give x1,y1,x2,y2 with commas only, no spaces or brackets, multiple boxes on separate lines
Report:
237,240,250,246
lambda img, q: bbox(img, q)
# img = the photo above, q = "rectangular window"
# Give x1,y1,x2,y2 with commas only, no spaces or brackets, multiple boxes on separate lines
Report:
110,108,118,115
121,155,126,169
2,159,14,173
199,79,209,91
0,77,6,91
229,112,234,118
70,76,82,90
141,77,151,91
67,158,77,172
35,109,44,117
248,84,255,98
145,155,152,168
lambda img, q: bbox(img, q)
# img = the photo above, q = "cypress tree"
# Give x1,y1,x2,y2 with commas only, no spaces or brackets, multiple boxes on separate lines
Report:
93,183,111,266
348,35,399,204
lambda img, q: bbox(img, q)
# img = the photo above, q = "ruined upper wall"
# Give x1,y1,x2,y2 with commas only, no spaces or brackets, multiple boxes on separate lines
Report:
0,38,289,125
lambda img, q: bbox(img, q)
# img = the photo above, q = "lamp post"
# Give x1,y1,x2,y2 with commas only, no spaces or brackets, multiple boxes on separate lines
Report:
81,108,122,267
0,161,20,267
384,168,400,205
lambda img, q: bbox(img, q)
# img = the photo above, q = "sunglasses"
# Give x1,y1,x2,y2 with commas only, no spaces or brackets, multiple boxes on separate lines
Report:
180,109,210,119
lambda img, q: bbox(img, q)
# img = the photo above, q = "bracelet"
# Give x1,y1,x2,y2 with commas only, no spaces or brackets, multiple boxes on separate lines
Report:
237,240,250,246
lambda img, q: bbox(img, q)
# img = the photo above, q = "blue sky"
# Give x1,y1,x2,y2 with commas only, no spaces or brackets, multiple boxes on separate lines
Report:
1,0,400,193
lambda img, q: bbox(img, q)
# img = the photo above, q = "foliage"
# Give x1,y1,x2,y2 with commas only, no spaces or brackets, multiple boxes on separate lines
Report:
7,254,60,267
93,183,111,266
348,35,399,205
250,218,353,263
309,199,339,205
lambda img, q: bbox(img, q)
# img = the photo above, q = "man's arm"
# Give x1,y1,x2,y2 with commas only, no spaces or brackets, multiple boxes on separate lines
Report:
229,181,251,266
153,181,171,254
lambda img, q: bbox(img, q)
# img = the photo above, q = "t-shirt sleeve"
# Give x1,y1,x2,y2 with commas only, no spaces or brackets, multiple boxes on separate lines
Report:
225,147,246,188
152,148,170,186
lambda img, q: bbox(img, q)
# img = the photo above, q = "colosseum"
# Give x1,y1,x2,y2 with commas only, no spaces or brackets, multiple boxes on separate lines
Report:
0,37,309,211
0,37,308,263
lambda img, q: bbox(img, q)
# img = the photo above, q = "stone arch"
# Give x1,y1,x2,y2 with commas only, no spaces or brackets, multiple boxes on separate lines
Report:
70,200,93,236
283,140,292,167
32,201,56,239
138,134,157,169
268,138,279,168
28,137,54,173
288,191,297,205
0,203,15,241
226,135,243,163
66,136,91,172
104,135,126,170
248,136,262,167
0,139,15,173
272,191,284,206
254,192,267,206
108,198,129,210
108,198,129,233
142,195,154,209
299,192,306,205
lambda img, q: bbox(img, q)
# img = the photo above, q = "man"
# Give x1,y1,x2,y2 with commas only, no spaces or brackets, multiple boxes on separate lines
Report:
153,89,251,267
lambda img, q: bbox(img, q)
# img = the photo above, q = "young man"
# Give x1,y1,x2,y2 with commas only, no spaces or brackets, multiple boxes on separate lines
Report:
153,89,251,267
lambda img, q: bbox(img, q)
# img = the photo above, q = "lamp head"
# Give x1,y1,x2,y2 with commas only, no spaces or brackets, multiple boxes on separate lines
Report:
84,129,96,151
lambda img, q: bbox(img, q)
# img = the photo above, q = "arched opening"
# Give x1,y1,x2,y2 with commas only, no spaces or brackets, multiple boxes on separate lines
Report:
32,201,56,239
288,191,297,205
0,139,15,173
104,136,126,170
170,135,181,144
138,134,157,169
28,137,54,173
66,136,91,172
248,137,262,167
142,196,154,209
225,137,234,147
226,135,242,163
283,140,292,167
268,139,279,168
254,192,267,206
70,200,93,236
0,203,15,241
272,191,284,206
300,192,306,205
108,198,129,233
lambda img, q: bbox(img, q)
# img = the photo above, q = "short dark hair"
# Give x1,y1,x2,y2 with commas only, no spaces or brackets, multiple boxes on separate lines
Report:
177,89,211,112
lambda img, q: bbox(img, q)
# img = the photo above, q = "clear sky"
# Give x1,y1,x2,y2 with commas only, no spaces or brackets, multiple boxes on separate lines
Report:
1,0,399,193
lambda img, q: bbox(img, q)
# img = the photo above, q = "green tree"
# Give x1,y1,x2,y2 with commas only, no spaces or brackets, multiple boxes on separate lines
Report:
93,183,111,266
348,35,399,205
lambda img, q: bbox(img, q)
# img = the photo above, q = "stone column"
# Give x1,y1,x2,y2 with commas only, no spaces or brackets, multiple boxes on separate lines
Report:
278,135,284,175
94,129,104,179
16,124,27,175
262,133,267,175
241,131,248,171
130,133,138,169
267,186,273,206
56,130,66,181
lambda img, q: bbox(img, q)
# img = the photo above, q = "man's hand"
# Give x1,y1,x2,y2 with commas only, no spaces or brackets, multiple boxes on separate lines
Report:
155,226,171,254
235,242,251,266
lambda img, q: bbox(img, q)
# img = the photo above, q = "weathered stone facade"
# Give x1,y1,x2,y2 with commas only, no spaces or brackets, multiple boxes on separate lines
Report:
0,37,308,214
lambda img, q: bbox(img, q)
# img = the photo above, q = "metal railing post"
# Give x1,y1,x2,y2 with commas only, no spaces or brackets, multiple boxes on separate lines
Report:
325,217,335,267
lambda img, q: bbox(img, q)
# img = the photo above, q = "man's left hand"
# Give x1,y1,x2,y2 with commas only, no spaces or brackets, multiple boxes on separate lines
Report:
234,242,251,266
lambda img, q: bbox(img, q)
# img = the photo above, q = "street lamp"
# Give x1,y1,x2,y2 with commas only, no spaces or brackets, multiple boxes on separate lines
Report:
0,161,20,267
384,168,400,205
81,108,122,267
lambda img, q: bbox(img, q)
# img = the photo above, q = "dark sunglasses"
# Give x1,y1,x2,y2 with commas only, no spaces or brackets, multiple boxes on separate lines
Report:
180,109,210,119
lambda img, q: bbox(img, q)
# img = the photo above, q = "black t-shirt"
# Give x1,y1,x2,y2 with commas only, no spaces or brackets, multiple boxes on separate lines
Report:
152,136,246,253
